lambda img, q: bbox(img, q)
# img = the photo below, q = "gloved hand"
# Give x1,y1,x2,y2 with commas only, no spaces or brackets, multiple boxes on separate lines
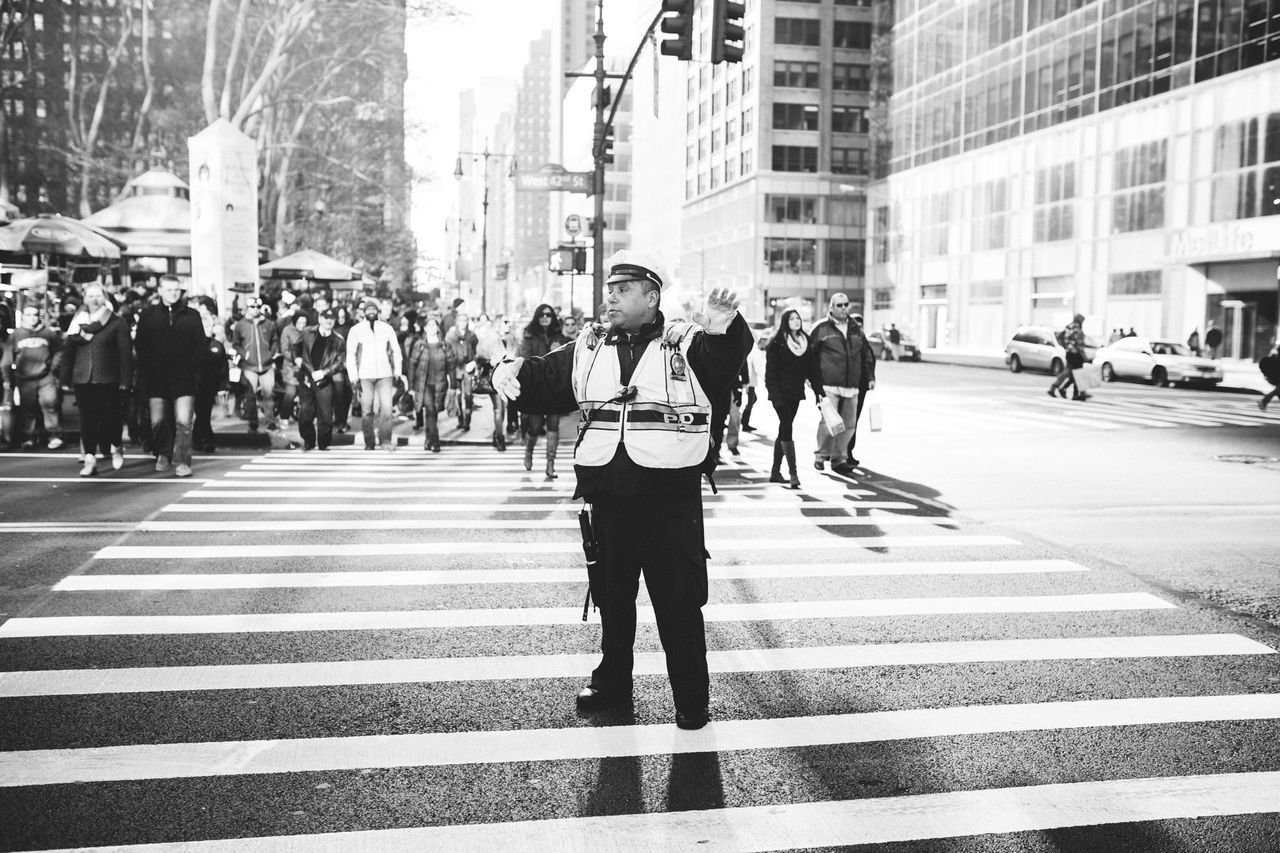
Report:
694,287,740,335
492,357,524,401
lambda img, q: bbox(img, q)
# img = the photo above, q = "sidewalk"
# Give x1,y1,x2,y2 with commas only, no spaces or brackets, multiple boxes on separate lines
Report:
921,347,1269,394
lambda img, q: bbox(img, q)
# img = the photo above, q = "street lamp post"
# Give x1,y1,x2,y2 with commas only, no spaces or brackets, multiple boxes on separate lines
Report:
454,141,517,315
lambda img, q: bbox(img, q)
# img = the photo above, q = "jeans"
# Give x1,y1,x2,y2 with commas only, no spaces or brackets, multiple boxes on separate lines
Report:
16,375,61,443
297,381,336,450
241,367,276,427
149,395,194,466
815,392,859,464
419,383,447,447
359,377,395,448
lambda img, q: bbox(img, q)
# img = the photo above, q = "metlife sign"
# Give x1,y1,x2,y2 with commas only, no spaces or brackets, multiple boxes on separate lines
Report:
514,163,593,194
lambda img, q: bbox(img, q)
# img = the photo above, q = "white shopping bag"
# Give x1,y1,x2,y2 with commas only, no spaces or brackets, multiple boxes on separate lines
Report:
1075,364,1101,390
865,391,884,432
818,396,846,435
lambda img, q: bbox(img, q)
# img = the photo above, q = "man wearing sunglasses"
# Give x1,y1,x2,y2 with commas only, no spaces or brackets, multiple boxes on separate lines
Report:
807,293,876,477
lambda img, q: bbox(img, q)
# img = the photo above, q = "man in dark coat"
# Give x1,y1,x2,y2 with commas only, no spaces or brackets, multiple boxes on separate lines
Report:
293,309,347,451
134,275,206,477
807,294,876,476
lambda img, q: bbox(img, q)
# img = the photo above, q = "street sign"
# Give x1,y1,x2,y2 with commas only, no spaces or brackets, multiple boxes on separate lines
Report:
565,214,582,236
515,163,593,194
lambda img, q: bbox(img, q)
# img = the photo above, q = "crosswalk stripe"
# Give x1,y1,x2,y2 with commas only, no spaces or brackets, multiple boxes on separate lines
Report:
163,500,921,511
134,515,943,532
226,467,772,479
2,693,1274,787
1020,399,1181,428
888,401,1066,434
2,634,1267,697
91,535,1020,559
186,484,880,497
207,476,774,491
1133,398,1264,426
52,559,1090,590
0,593,1174,637
0,477,216,484
31,771,1277,852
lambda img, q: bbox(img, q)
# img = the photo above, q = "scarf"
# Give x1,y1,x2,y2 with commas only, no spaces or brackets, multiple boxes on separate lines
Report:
786,332,807,358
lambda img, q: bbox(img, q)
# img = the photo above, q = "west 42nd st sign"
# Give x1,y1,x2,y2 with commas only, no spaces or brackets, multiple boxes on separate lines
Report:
514,163,593,194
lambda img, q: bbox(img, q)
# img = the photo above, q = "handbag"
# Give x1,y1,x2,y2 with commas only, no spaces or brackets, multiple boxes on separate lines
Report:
472,361,495,396
1074,364,1102,390
864,390,883,432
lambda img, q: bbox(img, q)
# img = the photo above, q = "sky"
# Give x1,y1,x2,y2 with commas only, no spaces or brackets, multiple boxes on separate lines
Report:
405,0,559,280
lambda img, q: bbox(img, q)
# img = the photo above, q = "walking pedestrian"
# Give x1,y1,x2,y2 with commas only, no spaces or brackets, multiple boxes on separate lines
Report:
134,275,205,477
61,283,132,475
445,310,479,432
1258,343,1279,411
345,298,402,451
230,295,281,432
278,312,309,425
740,336,762,432
492,250,752,730
518,303,569,478
475,316,511,452
806,294,875,476
1187,327,1201,357
1205,322,1223,359
887,323,904,361
1049,313,1088,401
765,308,810,488
294,309,347,451
332,304,354,432
407,312,451,452
10,303,64,450
189,297,229,454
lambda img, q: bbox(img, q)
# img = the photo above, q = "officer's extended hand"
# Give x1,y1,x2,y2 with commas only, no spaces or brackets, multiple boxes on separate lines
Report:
694,288,740,335
492,357,524,401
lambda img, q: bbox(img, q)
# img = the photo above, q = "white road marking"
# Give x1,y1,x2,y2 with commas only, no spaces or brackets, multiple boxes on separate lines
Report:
91,535,1020,559
1,694,1274,787
134,515,942,532
28,772,1279,852
0,592,1173,637
227,466,771,479
0,477,216,484
164,499,920,511
0,523,138,533
53,559,1089,590
2,634,1267,697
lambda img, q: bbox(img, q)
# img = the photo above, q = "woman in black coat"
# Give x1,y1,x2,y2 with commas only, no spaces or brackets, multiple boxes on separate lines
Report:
764,308,811,488
517,303,568,479
61,283,133,476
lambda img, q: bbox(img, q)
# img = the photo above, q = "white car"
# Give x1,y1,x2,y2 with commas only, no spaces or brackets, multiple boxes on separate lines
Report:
1093,337,1224,387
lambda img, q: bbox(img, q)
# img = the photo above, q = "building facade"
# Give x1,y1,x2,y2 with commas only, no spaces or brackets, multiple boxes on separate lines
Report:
869,0,1280,360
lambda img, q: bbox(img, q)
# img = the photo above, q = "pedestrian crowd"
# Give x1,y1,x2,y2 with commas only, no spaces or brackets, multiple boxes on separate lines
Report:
0,278,570,477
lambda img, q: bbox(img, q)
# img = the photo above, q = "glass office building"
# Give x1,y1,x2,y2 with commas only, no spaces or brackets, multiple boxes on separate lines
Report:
869,0,1280,360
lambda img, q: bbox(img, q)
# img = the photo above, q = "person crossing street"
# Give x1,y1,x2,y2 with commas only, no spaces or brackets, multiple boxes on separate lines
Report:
61,283,132,476
230,295,281,432
293,309,347,452
493,250,752,730
345,298,403,451
806,294,876,477
134,275,205,477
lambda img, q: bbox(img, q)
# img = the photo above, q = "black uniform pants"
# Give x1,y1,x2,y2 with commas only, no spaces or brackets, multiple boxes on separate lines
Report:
297,381,335,450
589,493,710,714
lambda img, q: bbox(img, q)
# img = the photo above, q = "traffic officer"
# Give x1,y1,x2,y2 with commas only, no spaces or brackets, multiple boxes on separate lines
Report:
493,250,751,730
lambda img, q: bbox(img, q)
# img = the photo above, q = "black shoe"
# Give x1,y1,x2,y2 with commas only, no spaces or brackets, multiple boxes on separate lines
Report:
364,444,376,451
318,446,330,451
831,462,855,477
675,707,710,730
741,424,756,432
575,685,627,711
728,446,740,456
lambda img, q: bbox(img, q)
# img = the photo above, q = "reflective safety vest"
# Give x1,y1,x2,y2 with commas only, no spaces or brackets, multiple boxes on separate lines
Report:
572,321,712,469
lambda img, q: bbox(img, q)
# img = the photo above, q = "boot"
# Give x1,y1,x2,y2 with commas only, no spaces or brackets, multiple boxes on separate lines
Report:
782,441,800,489
769,439,785,483
523,434,536,471
545,429,560,480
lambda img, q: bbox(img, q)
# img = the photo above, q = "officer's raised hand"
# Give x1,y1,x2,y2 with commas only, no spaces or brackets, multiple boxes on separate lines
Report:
694,287,741,335
492,356,524,401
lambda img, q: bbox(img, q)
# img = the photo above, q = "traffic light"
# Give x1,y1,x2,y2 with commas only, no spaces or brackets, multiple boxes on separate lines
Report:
711,0,746,64
601,128,615,165
659,0,693,62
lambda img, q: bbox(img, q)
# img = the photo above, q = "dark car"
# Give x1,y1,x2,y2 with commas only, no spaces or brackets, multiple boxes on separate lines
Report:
868,329,921,361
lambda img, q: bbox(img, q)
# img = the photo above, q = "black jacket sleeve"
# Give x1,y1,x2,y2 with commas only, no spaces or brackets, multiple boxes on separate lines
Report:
513,340,580,415
116,318,134,388
687,314,753,396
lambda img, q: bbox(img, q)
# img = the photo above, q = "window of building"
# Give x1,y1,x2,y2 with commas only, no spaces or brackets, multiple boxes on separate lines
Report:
837,0,874,6
687,110,695,132
969,280,1006,302
1033,162,1076,242
686,144,695,167
1111,139,1167,232
827,239,866,277
725,159,736,183
772,145,818,172
774,60,820,88
698,101,708,124
831,147,868,175
742,107,754,134
872,205,895,264
832,63,871,91
972,178,1009,250
833,20,872,49
766,194,820,224
34,98,46,120
726,76,738,105
741,148,754,174
831,105,869,134
919,192,951,257
711,128,723,151
773,102,819,131
872,287,894,309
710,167,720,189
764,237,818,273
712,91,722,115
776,17,821,46
1204,111,1280,223
726,117,737,143
697,137,707,160
742,65,754,94
1108,270,1163,296
829,195,866,227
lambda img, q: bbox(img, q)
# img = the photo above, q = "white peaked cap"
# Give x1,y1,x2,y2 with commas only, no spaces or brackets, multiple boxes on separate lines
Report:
605,249,668,291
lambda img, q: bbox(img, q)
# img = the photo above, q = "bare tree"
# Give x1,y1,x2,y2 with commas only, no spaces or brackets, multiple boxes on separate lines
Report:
0,0,36,204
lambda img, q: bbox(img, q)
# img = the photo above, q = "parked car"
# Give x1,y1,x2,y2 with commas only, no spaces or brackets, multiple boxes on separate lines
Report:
1005,324,1100,374
867,330,921,361
1092,337,1224,387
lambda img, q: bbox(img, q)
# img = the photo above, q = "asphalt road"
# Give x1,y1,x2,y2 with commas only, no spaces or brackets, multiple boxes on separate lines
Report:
1,363,1278,852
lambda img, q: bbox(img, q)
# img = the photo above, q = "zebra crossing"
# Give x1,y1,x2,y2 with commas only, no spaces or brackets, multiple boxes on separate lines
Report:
880,386,1277,435
2,445,1278,851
